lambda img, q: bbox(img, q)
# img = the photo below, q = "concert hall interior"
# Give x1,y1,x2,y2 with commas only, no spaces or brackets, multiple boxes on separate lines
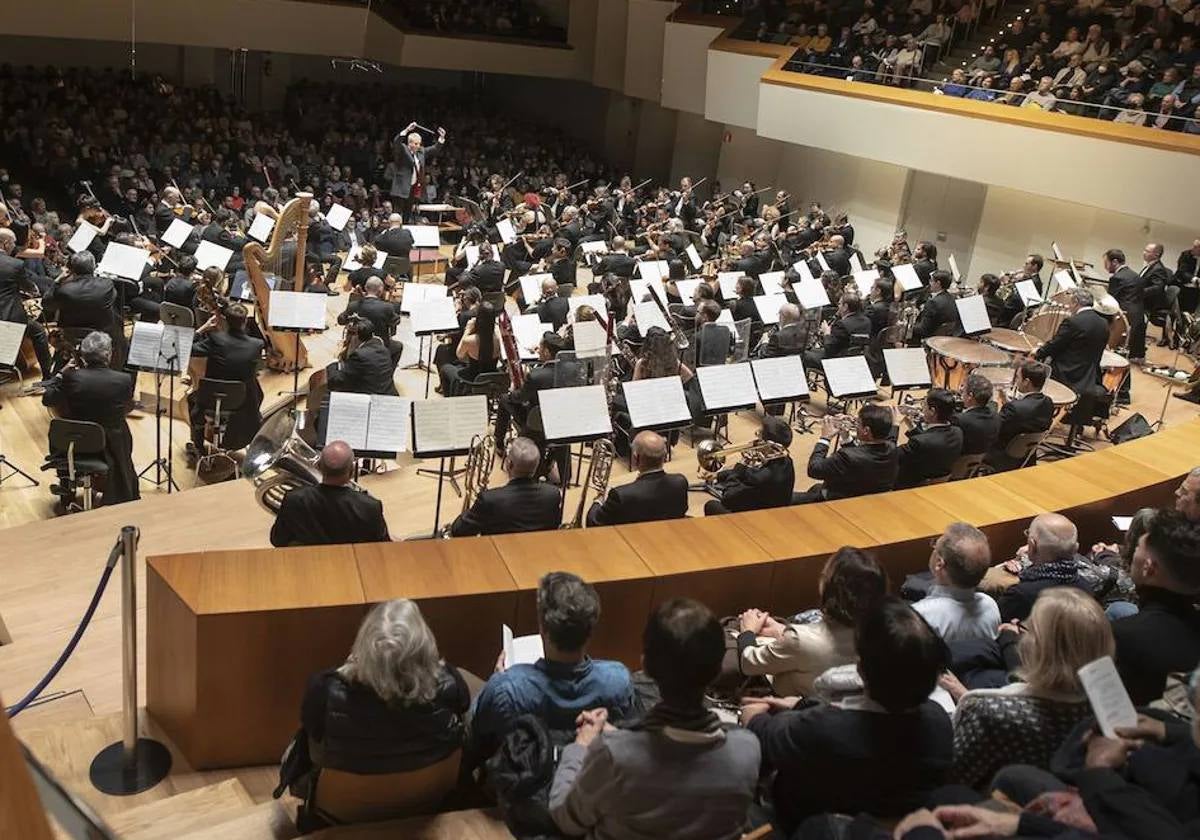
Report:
3,1,1200,838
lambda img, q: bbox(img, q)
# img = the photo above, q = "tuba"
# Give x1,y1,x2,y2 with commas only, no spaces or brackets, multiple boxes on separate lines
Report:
696,438,788,479
441,435,497,537
564,438,616,529
242,409,366,513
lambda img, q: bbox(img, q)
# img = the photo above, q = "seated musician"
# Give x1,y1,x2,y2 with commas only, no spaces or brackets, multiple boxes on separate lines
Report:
895,388,965,488
42,251,124,367
454,242,504,295
984,359,1055,472
866,277,894,336
1000,254,1046,327
729,275,760,324
802,292,871,372
793,404,899,504
952,373,1001,456
613,327,700,453
586,431,688,527
591,236,636,279
693,300,735,363
525,276,569,331
373,214,414,268
756,302,809,359
41,331,139,505
909,270,959,343
433,287,480,372
494,331,569,452
977,273,1007,327
327,319,398,396
269,440,390,547
338,277,402,364
673,279,716,322
164,257,201,311
346,244,387,293
186,303,264,464
703,416,796,516
544,237,575,289
0,226,54,379
448,437,562,537
437,302,501,397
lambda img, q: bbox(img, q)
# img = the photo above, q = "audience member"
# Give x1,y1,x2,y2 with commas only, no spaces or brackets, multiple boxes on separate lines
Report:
994,513,1087,622
913,523,1000,643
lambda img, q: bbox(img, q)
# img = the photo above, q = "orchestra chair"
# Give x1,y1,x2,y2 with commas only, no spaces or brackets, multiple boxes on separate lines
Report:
980,431,1048,475
1042,388,1113,460
730,317,753,363
556,282,575,299
159,301,196,329
867,324,904,381
307,749,462,827
696,322,734,367
382,255,411,282
194,378,246,481
458,371,511,419
949,452,986,481
41,419,107,513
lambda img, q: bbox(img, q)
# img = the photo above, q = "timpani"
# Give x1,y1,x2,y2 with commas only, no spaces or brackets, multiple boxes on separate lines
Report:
985,328,1044,356
924,336,1011,391
1101,350,1130,394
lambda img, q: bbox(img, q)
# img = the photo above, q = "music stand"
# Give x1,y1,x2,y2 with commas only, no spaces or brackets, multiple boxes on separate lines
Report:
750,355,812,434
821,356,879,415
410,396,488,536
0,403,39,488
409,298,459,399
696,363,759,446
266,291,328,419
883,347,932,407
133,306,194,494
620,376,692,468
539,385,613,521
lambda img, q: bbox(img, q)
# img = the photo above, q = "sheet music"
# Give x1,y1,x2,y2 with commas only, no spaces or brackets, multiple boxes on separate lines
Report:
97,242,150,280
519,273,551,305
496,218,516,244
503,624,544,670
751,355,809,402
539,384,612,442
67,220,100,254
1052,268,1077,292
716,308,734,326
0,320,26,366
685,244,703,271
754,294,788,325
404,225,440,248
635,301,671,333
194,240,234,272
623,376,691,428
850,268,879,296
326,392,371,451
815,252,831,273
674,279,702,301
344,247,388,272
567,294,608,324
793,260,816,284
399,282,447,313
822,356,877,398
759,271,786,296
126,321,194,372
892,263,923,292
409,298,459,334
325,203,353,231
1077,656,1138,739
1112,516,1133,531
884,347,932,388
580,240,608,255
411,395,488,456
571,319,608,359
794,273,831,310
955,294,992,337
1052,241,1065,262
629,278,665,306
948,253,961,283
849,252,865,273
465,244,481,268
510,314,549,360
697,363,759,411
1016,279,1043,306
717,271,742,299
162,218,194,249
268,290,327,330
248,213,275,243
366,394,411,453
638,260,669,283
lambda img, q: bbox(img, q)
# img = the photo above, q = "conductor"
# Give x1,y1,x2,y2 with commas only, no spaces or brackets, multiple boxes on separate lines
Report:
390,122,447,220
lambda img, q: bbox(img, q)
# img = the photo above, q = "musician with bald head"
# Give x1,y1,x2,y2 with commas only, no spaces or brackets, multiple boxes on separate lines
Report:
338,276,402,363
449,437,561,537
154,185,191,241
269,439,390,547
373,213,415,271
586,431,689,527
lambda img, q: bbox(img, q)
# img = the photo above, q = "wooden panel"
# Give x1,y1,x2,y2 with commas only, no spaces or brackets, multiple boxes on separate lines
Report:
0,693,54,840
1112,424,1200,475
147,567,198,761
910,480,1044,561
823,489,960,583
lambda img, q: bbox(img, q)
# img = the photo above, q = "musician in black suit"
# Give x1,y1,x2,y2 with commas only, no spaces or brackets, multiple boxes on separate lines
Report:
327,320,398,396
41,251,126,368
270,440,390,547
592,238,637,279
41,331,139,505
911,240,938,285
895,388,964,488
454,243,504,295
999,255,1045,328
586,431,688,526
153,187,193,244
977,273,1007,327
756,303,809,358
866,277,894,337
730,241,766,279
793,404,900,504
1106,247,1147,365
338,277,402,362
985,359,1056,471
823,235,853,277
1175,239,1200,321
952,374,1001,455
910,270,959,343
1034,287,1109,397
449,437,562,536
1138,243,1175,347
389,124,446,219
0,227,53,378
526,277,570,331
346,244,388,292
803,292,871,371
187,304,265,461
374,215,415,265
704,416,796,516
493,332,568,450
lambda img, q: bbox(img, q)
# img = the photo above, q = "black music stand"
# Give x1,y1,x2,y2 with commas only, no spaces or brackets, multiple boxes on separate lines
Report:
619,377,693,469
882,347,932,409
695,364,760,448
132,312,193,494
266,290,328,420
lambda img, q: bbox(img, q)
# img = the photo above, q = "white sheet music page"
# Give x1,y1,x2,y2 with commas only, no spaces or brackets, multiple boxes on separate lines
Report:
411,395,488,456
194,240,234,272
327,392,371,450
127,322,193,372
751,355,809,402
674,279,702,301
496,218,516,245
892,263,923,292
510,314,549,360
248,213,275,243
67,220,100,254
850,268,880,296
955,294,992,337
638,260,669,283
629,278,665,306
815,252,831,273
793,260,816,284
884,347,933,388
464,244,481,268
161,324,194,372
716,308,734,326
1016,279,1043,306
539,384,612,442
580,240,607,255
0,320,24,366
849,252,865,273
1052,241,1065,262
325,203,353,231
344,249,364,272
268,290,327,330
1052,268,1077,291
697,363,759,411
635,301,671,333
98,242,150,280
571,319,609,359
685,244,703,271
948,253,962,283
409,298,459,334
754,294,788,325
717,272,742,299
1077,656,1138,739
623,376,690,428
759,271,786,297
399,282,447,313
822,356,877,398
404,225,441,248
126,322,164,371
567,294,608,325
519,273,551,305
162,218,194,249
795,273,831,310
366,395,411,453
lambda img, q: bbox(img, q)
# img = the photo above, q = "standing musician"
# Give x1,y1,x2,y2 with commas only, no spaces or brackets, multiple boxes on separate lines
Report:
0,226,54,379
984,359,1055,472
1033,287,1109,399
338,277,402,363
703,416,795,516
910,270,959,342
269,440,390,547
186,303,265,464
894,388,964,488
585,431,689,527
793,404,899,504
1106,247,1147,371
1175,239,1200,326
952,374,1001,456
390,123,447,221
526,276,569,331
42,251,126,369
1139,243,1173,348
41,331,139,506
448,437,561,537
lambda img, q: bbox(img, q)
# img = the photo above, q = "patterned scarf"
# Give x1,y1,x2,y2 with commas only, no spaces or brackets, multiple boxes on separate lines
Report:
1020,557,1079,584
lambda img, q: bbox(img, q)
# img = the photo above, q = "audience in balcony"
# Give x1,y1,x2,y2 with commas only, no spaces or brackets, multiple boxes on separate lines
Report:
387,0,566,42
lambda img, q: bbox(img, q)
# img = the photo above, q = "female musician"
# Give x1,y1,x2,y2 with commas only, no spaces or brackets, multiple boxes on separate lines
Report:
611,326,699,455
433,287,481,373
437,301,501,397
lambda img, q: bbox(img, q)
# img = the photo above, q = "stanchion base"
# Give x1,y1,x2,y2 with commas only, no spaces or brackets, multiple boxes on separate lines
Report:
89,738,172,795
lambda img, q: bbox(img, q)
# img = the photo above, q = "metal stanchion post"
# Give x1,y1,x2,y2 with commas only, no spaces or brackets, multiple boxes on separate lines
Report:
89,526,172,795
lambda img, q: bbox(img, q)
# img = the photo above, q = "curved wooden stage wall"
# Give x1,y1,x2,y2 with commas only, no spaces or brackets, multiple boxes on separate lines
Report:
147,421,1200,769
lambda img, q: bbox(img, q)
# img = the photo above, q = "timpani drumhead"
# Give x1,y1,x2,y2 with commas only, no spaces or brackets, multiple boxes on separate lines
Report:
986,328,1043,354
924,336,1011,366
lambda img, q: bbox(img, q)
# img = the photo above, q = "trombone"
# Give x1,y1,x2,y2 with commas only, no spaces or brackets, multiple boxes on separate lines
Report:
564,438,616,529
441,434,497,537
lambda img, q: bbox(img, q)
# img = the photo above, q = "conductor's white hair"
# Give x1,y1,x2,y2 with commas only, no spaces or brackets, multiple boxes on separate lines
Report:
408,132,422,144
339,599,442,704
80,331,112,366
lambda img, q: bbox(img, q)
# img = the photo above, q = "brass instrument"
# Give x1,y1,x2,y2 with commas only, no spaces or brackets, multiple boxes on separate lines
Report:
696,438,788,479
440,434,497,537
243,410,364,513
564,438,616,529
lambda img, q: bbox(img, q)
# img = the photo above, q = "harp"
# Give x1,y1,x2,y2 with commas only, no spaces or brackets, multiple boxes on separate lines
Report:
242,192,313,372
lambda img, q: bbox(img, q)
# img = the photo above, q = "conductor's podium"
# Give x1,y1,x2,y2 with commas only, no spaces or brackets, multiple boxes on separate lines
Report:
147,421,1200,769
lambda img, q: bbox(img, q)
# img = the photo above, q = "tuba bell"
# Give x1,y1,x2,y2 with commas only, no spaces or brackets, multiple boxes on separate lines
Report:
243,409,325,513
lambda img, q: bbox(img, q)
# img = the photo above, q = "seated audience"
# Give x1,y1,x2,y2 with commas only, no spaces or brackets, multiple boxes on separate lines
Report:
793,404,900,503
994,513,1087,623
449,437,561,536
270,440,390,546
549,599,760,839
586,431,688,526
913,522,1000,643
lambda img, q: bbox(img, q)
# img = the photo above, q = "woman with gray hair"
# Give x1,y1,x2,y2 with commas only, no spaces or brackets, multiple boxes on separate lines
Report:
282,599,469,831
